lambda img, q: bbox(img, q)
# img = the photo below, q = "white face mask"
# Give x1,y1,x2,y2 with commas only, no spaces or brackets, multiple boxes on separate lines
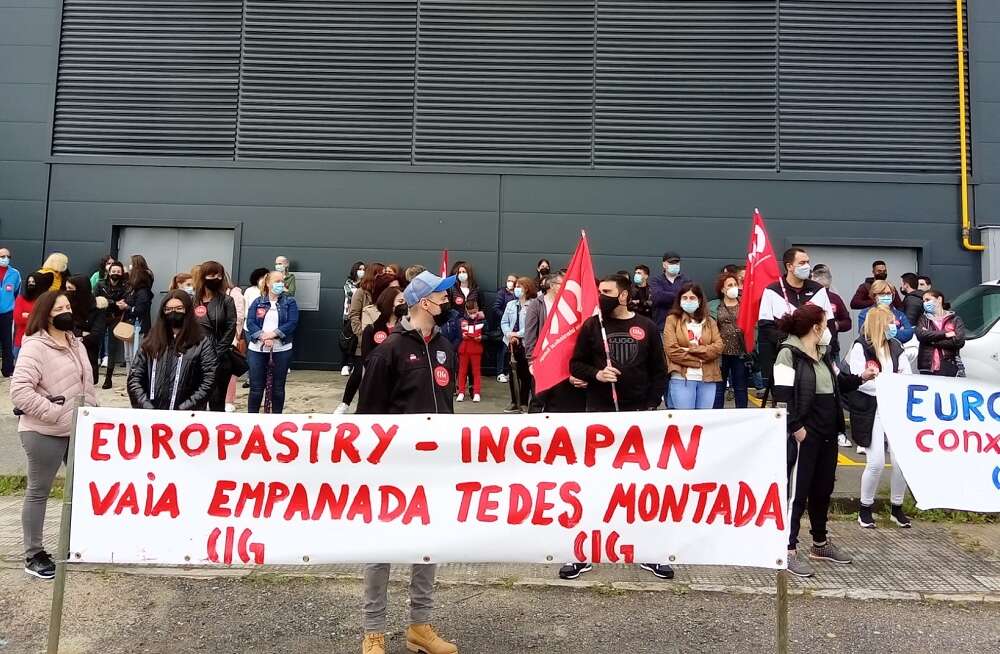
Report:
725,287,740,300
818,328,832,347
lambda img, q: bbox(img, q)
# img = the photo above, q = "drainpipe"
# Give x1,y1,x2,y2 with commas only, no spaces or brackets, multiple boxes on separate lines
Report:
958,0,985,251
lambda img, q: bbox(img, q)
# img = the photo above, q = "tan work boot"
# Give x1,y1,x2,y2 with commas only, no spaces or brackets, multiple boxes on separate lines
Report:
405,624,458,654
362,632,385,654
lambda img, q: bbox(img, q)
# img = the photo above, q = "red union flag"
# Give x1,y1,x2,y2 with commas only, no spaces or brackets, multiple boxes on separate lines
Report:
532,233,599,393
737,209,781,352
439,249,449,278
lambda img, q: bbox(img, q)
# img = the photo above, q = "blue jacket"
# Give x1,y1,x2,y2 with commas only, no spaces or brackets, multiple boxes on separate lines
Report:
500,299,529,346
650,272,691,332
493,288,516,322
857,306,914,344
246,294,299,345
0,266,22,314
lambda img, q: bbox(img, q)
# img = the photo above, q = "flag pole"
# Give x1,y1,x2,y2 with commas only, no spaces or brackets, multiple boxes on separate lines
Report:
581,230,620,412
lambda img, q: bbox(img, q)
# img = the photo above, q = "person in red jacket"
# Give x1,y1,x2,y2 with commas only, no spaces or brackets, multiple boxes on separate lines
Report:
456,297,485,403
13,273,51,358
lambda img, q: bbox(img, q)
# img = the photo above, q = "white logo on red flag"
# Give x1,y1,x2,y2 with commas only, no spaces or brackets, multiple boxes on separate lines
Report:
736,209,781,352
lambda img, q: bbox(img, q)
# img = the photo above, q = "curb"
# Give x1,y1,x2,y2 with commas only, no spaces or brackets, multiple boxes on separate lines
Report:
3,560,998,605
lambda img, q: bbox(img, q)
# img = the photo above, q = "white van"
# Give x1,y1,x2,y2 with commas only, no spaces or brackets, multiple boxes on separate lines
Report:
951,279,1000,381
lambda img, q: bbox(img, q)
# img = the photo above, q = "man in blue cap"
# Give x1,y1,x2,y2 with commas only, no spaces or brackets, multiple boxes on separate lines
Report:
356,270,460,654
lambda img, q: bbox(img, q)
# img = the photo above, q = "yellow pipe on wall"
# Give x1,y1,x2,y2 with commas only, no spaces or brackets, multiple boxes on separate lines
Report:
957,0,985,251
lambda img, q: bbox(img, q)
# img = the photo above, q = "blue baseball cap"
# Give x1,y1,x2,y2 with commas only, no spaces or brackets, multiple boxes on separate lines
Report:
404,271,457,306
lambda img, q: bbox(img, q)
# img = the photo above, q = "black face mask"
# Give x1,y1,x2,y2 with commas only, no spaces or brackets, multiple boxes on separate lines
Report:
599,294,621,318
432,300,451,326
204,278,223,292
164,312,186,329
52,312,75,332
539,267,550,276
109,274,123,283
393,304,408,319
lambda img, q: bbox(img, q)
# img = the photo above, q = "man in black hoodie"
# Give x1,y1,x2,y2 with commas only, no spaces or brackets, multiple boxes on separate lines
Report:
899,273,925,327
355,270,459,654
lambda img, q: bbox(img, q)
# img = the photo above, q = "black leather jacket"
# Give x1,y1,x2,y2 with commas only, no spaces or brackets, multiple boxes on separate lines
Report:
127,337,218,410
195,294,237,360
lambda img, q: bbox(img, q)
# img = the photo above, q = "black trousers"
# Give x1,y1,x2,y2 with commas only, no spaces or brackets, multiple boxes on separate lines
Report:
0,310,13,377
343,362,362,405
532,379,587,413
207,355,232,412
786,430,838,550
507,343,531,407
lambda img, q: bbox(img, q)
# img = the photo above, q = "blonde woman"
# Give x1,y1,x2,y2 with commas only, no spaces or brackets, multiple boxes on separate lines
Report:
38,253,70,291
847,306,913,529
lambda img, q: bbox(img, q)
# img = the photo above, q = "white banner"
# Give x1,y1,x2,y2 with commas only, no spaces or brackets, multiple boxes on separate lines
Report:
69,408,789,569
877,373,1000,512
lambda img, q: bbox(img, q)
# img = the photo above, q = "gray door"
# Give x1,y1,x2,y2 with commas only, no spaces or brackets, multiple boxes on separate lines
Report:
117,227,235,313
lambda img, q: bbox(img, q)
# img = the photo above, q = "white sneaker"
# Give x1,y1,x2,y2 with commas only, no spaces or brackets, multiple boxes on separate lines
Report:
100,356,109,368
340,366,351,376
497,374,509,383
473,394,481,403
837,433,852,447
224,403,236,413
456,393,465,402
334,402,350,415
857,446,866,456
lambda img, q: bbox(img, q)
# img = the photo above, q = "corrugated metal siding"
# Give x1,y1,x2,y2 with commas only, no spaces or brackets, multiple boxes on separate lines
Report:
53,0,242,156
594,1,777,168
238,1,417,161
413,0,594,165
779,0,961,173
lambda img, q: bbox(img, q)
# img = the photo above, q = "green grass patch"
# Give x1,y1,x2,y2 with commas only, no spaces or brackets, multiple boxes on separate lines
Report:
0,475,64,499
829,497,997,524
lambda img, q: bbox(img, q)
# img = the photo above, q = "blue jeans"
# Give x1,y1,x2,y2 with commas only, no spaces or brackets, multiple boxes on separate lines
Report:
495,341,510,376
668,378,718,410
248,348,293,414
714,354,749,409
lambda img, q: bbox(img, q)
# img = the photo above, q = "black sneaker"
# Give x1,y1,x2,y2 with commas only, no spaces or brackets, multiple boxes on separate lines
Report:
558,562,593,580
890,505,913,528
503,404,522,414
25,551,56,580
858,504,876,529
639,563,675,580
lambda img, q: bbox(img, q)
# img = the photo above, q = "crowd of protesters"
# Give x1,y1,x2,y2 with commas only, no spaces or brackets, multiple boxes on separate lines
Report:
2,244,971,654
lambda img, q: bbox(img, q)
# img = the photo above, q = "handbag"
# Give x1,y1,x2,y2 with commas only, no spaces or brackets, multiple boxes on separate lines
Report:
338,318,357,352
113,320,135,343
228,349,249,377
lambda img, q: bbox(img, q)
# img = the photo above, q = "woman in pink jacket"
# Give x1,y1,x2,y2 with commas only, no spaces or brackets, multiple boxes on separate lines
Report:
10,290,97,580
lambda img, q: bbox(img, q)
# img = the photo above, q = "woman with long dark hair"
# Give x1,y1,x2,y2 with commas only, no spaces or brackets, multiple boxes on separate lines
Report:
663,282,723,410
712,272,748,409
360,286,406,367
448,260,480,311
773,304,876,578
127,290,217,410
193,260,237,411
95,260,128,389
340,260,366,376
89,254,115,292
65,275,107,384
336,261,385,414
119,254,154,369
916,289,966,377
11,291,97,580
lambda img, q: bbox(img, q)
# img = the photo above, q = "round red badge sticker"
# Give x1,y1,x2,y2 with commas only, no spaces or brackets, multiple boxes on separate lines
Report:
374,331,388,345
194,305,208,318
454,295,464,306
434,365,450,387
629,326,646,341
256,307,267,319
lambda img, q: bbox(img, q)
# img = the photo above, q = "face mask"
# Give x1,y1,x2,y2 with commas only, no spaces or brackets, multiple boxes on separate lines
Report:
666,263,680,276
793,264,811,280
599,294,621,317
725,287,740,300
923,301,937,315
356,269,365,280
0,257,9,266
164,312,185,329
275,263,286,273
393,304,408,319
432,300,451,326
885,324,898,340
506,281,515,291
513,287,523,299
183,286,195,297
271,282,285,295
633,273,644,285
52,312,74,332
458,272,468,283
539,267,550,276
876,295,892,306
873,272,888,281
680,300,700,315
109,274,123,282
818,328,832,346
205,278,223,292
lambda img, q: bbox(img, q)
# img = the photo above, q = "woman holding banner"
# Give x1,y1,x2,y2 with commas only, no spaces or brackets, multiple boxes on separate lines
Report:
10,291,98,580
772,304,877,578
846,306,913,529
127,290,218,411
916,289,967,377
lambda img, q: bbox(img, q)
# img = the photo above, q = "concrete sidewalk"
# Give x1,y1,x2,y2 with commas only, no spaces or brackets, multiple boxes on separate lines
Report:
2,496,998,604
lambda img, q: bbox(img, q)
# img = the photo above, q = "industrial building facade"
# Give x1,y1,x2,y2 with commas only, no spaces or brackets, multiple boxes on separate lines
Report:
1,1,998,367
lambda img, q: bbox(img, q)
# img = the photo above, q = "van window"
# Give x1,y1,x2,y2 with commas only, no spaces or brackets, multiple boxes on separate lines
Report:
952,284,1000,339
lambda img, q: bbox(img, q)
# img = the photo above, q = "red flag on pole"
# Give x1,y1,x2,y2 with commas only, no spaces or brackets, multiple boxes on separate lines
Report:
439,249,449,278
737,209,781,352
532,232,599,394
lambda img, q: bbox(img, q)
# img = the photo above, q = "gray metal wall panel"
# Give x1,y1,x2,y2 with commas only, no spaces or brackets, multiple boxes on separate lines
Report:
0,83,54,122
0,46,55,83
0,122,50,160
0,6,59,45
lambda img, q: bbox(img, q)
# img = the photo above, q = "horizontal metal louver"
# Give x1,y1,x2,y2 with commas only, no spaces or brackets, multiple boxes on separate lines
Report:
779,0,962,173
53,0,242,157
595,1,777,169
414,0,594,166
238,1,417,161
